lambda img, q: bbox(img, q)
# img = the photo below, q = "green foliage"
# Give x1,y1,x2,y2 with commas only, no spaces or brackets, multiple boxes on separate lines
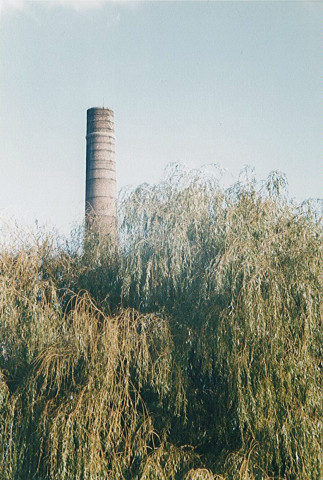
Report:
0,167,321,479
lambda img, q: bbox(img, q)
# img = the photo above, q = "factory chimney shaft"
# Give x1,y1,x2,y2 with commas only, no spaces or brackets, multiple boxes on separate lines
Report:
85,107,117,238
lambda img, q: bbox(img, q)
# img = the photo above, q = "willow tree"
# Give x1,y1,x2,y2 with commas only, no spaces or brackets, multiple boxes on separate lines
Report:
0,167,321,479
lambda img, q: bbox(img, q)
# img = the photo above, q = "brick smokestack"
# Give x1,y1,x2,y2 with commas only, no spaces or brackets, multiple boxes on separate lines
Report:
85,107,117,238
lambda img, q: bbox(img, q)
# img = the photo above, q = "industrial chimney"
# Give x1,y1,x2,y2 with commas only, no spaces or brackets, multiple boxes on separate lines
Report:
85,107,117,238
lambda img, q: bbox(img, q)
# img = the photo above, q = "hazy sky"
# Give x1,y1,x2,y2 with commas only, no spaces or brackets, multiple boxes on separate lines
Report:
0,0,322,233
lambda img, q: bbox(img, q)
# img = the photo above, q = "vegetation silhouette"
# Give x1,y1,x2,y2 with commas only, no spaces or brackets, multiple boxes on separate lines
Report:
0,166,321,479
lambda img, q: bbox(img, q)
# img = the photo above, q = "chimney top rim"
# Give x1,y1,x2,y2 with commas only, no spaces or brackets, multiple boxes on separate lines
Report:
87,107,114,113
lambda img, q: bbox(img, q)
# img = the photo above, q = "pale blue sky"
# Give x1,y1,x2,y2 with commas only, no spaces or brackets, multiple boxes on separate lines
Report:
0,0,322,233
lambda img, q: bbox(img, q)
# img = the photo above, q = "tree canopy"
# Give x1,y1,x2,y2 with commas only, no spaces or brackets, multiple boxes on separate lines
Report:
0,167,321,479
